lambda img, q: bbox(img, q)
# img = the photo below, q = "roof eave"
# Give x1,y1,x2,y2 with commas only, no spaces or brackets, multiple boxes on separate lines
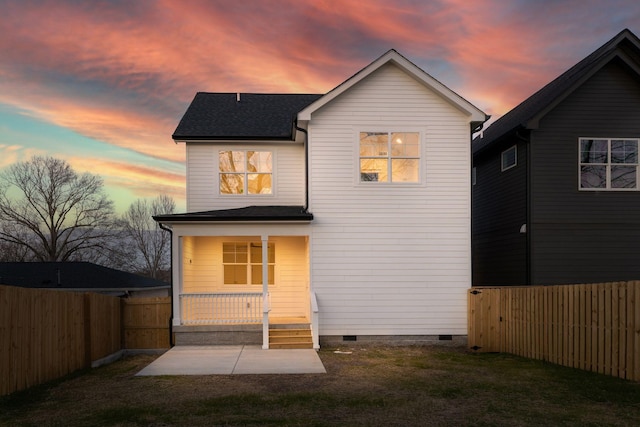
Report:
153,218,313,224
473,123,526,156
172,135,297,143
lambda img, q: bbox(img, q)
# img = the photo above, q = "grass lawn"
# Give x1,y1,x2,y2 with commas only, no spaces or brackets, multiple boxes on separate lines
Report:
2,345,640,426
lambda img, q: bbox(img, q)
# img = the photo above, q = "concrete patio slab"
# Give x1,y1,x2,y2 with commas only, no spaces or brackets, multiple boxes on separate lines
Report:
135,345,326,376
233,347,326,374
136,345,241,375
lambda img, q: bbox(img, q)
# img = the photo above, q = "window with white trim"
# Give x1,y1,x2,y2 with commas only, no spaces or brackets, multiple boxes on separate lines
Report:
359,132,420,183
579,138,639,190
218,150,272,195
501,145,517,171
222,242,275,285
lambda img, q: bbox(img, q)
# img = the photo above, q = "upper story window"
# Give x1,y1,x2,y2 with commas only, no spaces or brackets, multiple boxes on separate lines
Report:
579,138,639,190
219,150,272,195
501,145,517,171
359,132,420,183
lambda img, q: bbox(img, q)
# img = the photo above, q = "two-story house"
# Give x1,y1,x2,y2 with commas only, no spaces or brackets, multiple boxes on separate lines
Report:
155,50,487,349
472,29,640,286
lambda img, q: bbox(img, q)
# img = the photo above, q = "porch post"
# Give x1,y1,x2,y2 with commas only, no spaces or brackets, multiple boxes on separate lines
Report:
172,234,182,327
261,235,269,349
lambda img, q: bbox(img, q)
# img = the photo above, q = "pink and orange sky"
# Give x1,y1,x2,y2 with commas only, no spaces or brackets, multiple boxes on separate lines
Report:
1,0,639,212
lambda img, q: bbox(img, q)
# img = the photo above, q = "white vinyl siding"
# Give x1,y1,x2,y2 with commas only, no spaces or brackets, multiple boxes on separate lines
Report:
186,143,305,212
308,63,472,335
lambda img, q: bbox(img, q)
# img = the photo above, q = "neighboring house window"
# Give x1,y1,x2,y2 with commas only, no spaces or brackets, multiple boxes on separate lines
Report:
359,132,420,183
501,145,517,171
219,150,272,195
223,242,275,285
580,138,639,190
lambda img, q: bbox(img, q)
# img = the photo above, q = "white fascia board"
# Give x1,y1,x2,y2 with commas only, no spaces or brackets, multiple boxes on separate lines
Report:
297,49,487,123
176,138,300,145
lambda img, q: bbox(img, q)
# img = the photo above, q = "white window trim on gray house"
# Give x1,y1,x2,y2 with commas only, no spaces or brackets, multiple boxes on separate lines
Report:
501,145,517,172
579,137,639,191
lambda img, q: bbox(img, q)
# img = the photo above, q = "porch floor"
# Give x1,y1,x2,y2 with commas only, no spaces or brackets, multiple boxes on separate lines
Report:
135,345,326,375
270,316,309,325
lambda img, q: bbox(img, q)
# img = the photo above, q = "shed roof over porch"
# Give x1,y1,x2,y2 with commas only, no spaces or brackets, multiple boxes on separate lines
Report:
154,205,313,223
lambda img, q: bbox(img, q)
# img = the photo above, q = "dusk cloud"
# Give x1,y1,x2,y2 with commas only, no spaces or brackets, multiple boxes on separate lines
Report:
1,0,639,211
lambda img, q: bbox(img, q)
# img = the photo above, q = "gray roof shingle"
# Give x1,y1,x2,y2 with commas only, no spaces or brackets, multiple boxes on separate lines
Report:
0,262,169,291
172,93,322,141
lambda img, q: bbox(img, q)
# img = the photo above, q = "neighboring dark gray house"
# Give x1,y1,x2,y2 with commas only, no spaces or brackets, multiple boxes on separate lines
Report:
472,29,640,286
0,262,170,297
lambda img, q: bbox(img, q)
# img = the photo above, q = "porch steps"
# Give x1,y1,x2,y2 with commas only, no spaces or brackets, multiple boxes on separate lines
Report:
269,324,313,349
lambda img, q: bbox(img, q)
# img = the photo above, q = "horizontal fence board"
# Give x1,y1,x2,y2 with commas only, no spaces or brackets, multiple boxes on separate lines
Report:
468,281,640,382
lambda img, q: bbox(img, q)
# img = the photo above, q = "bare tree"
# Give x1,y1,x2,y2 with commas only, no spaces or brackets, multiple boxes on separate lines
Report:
0,222,34,261
119,195,174,279
0,156,116,261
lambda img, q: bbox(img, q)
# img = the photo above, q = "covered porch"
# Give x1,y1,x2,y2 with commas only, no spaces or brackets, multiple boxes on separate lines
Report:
154,208,317,349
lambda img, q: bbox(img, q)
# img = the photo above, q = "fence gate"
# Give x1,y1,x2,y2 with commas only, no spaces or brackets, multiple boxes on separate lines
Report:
468,288,502,352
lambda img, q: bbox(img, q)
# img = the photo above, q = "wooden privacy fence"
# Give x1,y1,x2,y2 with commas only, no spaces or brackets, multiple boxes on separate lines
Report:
1,286,121,396
0,285,171,396
468,281,640,381
122,297,171,349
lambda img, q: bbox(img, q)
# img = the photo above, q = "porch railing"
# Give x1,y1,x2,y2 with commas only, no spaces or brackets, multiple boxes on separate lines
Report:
180,293,263,325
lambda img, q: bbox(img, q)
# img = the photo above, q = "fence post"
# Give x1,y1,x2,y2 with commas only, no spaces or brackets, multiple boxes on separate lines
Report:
83,293,92,368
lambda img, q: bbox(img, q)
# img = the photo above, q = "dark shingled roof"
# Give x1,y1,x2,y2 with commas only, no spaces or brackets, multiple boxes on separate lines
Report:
0,262,169,291
154,205,313,222
474,29,640,155
172,93,323,141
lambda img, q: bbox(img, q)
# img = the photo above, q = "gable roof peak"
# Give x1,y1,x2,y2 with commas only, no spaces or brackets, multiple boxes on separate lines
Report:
297,49,487,123
474,28,640,154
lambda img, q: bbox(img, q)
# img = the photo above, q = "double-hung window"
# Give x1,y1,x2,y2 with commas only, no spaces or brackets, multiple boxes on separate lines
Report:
223,242,275,285
219,150,272,195
359,132,420,183
579,138,639,190
501,145,517,171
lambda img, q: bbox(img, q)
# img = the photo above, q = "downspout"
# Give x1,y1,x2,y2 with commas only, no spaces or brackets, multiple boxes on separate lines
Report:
295,121,310,211
470,118,489,287
158,222,174,347
295,120,316,347
516,130,531,286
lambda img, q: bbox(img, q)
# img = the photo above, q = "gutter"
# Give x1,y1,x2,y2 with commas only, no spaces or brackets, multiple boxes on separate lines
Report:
472,115,490,134
158,222,174,347
295,121,310,211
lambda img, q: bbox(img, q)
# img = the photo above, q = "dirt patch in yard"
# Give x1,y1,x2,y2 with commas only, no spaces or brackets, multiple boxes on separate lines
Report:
2,345,640,426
